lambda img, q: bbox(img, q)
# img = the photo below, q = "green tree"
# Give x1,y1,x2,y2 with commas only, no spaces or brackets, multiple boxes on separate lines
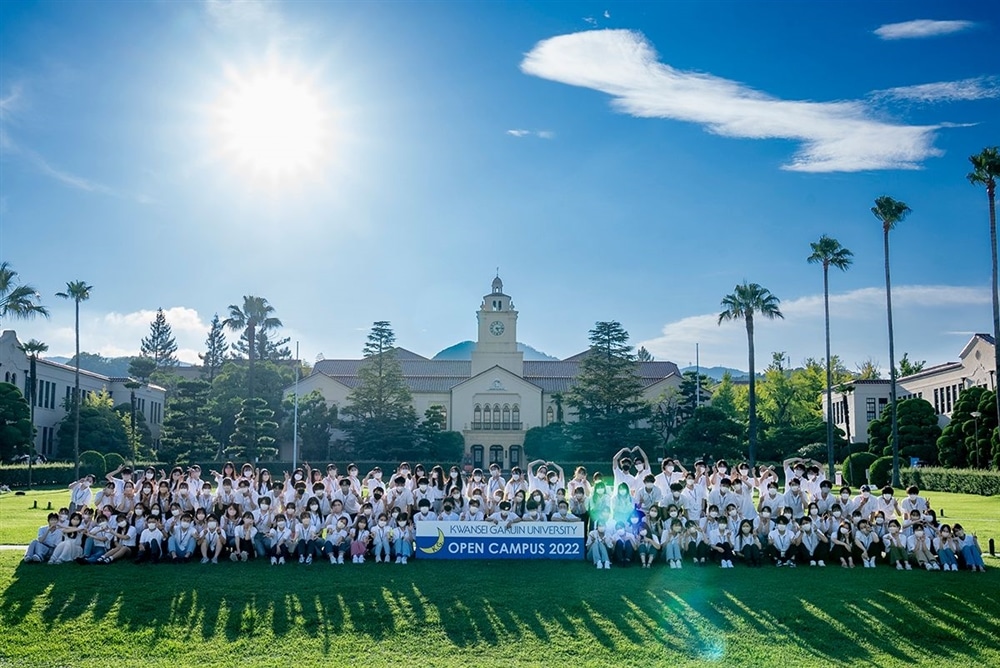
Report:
867,398,941,465
281,390,336,462
872,195,912,486
56,280,93,479
223,296,282,403
636,346,653,362
808,233,853,479
0,382,32,462
17,338,47,487
0,262,49,327
757,352,797,429
523,422,575,461
416,405,465,462
718,282,784,467
968,146,1000,436
56,389,129,458
140,307,178,367
341,322,418,459
199,313,227,382
159,379,219,464
856,358,882,380
936,386,993,468
566,321,652,459
128,356,157,384
897,353,926,378
710,371,740,420
228,397,279,462
649,387,682,452
678,370,713,423
207,360,293,457
670,406,744,462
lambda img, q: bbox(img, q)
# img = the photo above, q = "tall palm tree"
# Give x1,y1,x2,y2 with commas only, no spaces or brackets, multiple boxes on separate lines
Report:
0,262,49,327
808,235,854,479
718,282,784,467
223,296,282,402
56,281,93,479
968,147,1000,436
871,196,911,488
17,338,48,490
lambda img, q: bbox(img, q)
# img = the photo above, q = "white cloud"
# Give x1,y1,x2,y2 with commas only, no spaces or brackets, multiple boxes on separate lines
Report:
506,129,555,139
874,19,975,40
872,76,1000,103
506,129,531,137
520,29,944,172
638,284,991,371
604,11,611,19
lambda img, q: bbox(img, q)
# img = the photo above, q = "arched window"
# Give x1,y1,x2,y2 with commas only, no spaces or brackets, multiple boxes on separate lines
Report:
3,372,8,382
502,404,511,429
474,404,482,429
546,406,554,425
509,445,521,468
493,404,501,428
472,445,484,469
489,445,504,466
512,404,520,429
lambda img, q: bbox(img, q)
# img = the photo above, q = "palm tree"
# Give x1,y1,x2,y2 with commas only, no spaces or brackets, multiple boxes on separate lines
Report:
808,235,854,479
0,262,49,327
718,282,783,467
968,147,1000,437
871,196,911,488
223,296,282,402
56,281,93,479
17,338,48,490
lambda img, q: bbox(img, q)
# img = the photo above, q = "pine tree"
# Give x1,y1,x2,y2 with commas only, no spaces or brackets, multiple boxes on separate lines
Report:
159,379,219,464
140,307,178,367
199,314,227,381
227,397,279,462
567,321,652,458
341,321,418,458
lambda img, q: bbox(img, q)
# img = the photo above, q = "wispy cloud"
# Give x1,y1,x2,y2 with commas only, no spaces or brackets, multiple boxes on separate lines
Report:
639,285,991,370
521,30,942,172
205,0,282,31
874,19,976,40
506,129,555,139
872,76,1000,104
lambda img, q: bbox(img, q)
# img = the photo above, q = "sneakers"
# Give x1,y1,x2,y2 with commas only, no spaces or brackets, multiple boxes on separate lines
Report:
720,560,733,568
211,558,218,564
675,560,683,569
896,562,903,570
240,551,249,562
337,555,344,564
787,561,797,568
867,558,876,568
329,554,336,564
818,560,826,568
271,556,278,566
401,557,408,564
306,555,313,565
809,560,817,567
230,552,239,562
375,556,382,564
278,556,285,565
201,557,210,564
595,561,602,569
299,555,305,564
904,562,912,570
930,562,940,571
604,560,611,569
776,560,784,568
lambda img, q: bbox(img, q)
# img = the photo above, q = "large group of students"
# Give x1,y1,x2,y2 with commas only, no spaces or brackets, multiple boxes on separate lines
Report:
21,448,988,573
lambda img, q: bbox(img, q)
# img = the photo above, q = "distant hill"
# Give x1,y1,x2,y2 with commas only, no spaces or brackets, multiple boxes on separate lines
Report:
681,365,750,382
46,353,190,377
433,341,559,361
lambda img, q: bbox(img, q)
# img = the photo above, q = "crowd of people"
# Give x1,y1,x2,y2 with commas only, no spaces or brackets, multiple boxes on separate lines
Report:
21,449,988,572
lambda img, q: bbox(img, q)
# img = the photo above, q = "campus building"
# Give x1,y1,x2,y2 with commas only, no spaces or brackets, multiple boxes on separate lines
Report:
822,333,996,444
0,330,167,457
288,276,682,469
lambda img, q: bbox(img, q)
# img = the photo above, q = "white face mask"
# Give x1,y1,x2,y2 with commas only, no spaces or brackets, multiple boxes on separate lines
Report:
512,474,520,481
908,494,917,501
833,511,842,518
207,522,217,530
171,509,180,517
450,472,458,479
277,522,287,529
803,525,812,533
883,494,892,501
790,486,800,493
841,493,850,500
777,525,786,533
762,512,771,519
180,521,190,529
135,509,144,516
419,484,427,491
474,476,482,482
644,484,653,491
118,521,127,528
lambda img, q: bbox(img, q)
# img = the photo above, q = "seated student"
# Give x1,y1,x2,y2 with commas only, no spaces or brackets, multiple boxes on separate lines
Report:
134,516,164,564
487,500,519,529
880,519,905,568
199,515,224,564
349,516,371,564
438,501,461,522
587,521,614,569
907,523,937,570
733,519,763,567
700,504,721,537
588,482,612,528
953,524,986,572
462,498,486,522
97,514,137,564
393,514,414,564
767,516,795,567
371,513,392,564
77,514,116,564
795,516,828,567
824,521,852,568
166,512,197,563
50,512,86,565
682,520,711,565
324,517,350,564
510,490,527,518
232,512,258,561
268,516,294,565
934,524,960,571
413,498,438,524
637,520,659,569
23,513,63,563
852,519,879,569
296,512,322,565
220,504,241,555
660,519,686,569
444,487,467,515
611,520,637,565
709,516,735,568
521,500,547,523
724,502,742,528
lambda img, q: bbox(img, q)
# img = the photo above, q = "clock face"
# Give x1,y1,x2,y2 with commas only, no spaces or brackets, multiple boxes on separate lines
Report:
489,320,505,336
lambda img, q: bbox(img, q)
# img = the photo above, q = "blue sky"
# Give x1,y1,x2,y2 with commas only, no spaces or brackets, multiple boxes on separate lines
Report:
1,1,998,373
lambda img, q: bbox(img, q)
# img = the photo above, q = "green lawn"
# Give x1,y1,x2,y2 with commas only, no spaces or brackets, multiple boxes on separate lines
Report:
1,552,999,667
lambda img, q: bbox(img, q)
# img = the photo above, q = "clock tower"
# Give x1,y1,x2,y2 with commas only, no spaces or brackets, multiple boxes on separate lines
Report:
472,275,523,377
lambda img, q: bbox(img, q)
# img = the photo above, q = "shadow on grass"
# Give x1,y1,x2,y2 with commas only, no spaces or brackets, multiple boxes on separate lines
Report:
2,559,999,663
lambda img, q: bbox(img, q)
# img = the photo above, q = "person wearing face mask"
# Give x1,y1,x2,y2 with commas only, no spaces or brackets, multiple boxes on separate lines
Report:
462,499,486,522
828,521,856,568
883,519,908,569
813,481,836,515
486,465,507,500
295,511,322,565
900,485,929,516
611,449,640,494
708,516,735,568
634,474,663,511
853,519,879,568
781,478,806,519
199,514,225,564
414,499,437,524
133,517,164,565
654,459,686,497
444,466,464,497
754,506,775,550
503,467,528,500
872,486,902,521
93,513,135,564
906,522,937,570
387,476,415,516
324,517,350,564
23,513,64,564
465,468,487,500
587,522,615,569
680,475,706,520
732,519,762,567
767,516,795,567
233,511,259,562
487,500,520,530
952,524,986,572
364,466,386,497
933,524,960,571
166,512,197,563
332,478,362,517
268,517,294,565
853,484,875,517
660,519,687,569
794,517,828,567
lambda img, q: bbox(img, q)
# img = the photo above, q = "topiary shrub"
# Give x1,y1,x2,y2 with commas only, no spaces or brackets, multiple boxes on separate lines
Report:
868,456,895,488
842,452,877,486
104,452,126,473
78,450,107,479
900,467,1000,496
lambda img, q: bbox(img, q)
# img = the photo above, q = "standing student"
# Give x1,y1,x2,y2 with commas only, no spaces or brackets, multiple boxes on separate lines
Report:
23,513,63,563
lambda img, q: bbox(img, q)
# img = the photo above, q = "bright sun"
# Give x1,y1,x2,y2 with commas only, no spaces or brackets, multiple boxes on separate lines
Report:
214,67,329,182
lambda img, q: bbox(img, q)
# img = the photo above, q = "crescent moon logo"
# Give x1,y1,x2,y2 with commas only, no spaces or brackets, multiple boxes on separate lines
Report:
419,529,446,554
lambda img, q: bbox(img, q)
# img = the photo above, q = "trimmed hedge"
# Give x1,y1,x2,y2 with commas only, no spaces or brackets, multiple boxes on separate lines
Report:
104,452,126,473
0,463,77,487
901,467,1000,497
79,451,107,479
868,456,895,488
842,452,877,486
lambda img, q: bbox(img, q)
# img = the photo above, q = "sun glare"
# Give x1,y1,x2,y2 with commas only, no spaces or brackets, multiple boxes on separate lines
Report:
214,67,330,182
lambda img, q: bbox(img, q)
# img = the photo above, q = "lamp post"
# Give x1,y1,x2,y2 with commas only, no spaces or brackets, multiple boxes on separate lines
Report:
970,411,982,468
